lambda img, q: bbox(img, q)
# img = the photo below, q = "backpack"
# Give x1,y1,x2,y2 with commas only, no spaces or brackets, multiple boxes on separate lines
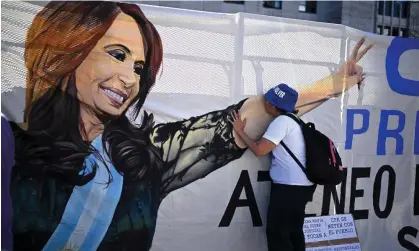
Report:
280,113,344,185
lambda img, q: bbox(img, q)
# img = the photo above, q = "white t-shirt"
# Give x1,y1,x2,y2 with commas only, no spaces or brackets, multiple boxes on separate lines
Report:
262,115,313,186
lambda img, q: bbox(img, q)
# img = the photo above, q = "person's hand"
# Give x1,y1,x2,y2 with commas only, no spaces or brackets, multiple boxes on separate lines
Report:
337,60,364,82
333,37,374,95
230,111,247,133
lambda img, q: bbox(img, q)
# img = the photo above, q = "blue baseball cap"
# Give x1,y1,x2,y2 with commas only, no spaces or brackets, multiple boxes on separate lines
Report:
264,83,298,112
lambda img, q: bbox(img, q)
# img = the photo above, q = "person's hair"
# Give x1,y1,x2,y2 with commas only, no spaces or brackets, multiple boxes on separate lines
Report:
13,2,164,185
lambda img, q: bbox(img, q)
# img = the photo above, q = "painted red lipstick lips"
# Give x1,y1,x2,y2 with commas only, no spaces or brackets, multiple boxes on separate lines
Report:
100,87,128,108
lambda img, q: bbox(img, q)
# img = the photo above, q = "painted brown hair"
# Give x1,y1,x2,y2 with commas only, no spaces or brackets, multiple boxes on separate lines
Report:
14,2,164,185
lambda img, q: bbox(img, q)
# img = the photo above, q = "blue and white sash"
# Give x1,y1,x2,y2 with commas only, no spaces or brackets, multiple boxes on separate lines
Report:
43,135,123,251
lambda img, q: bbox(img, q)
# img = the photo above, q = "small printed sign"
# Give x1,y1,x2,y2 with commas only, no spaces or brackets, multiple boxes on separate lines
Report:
306,243,361,251
304,214,361,251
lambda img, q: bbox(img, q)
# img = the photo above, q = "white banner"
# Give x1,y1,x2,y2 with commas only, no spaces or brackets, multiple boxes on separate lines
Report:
1,2,418,251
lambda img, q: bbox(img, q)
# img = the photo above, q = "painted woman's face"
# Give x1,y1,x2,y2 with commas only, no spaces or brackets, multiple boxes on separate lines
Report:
75,13,145,117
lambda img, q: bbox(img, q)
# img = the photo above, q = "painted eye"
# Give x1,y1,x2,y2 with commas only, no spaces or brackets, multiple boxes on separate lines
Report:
134,64,144,76
108,49,126,62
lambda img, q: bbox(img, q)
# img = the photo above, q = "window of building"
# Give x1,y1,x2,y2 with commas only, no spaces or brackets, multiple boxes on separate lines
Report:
263,1,282,9
378,1,383,15
377,25,408,37
299,1,317,14
394,1,409,18
224,1,245,4
395,27,408,37
399,28,408,38
378,1,409,18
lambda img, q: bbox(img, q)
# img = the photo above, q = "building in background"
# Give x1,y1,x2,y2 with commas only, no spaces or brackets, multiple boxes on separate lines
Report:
375,1,418,37
140,1,419,38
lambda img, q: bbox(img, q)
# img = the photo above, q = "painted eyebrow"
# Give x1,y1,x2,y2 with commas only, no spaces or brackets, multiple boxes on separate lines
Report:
104,43,131,54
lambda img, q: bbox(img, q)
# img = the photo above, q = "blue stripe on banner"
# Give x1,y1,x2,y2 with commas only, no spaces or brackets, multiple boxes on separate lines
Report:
42,135,124,251
80,161,123,250
64,161,110,249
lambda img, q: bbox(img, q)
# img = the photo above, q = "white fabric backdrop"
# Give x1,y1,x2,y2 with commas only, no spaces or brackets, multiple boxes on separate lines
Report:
2,2,418,251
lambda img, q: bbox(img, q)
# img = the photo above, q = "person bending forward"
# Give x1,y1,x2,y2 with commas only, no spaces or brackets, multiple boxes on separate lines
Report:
231,83,316,251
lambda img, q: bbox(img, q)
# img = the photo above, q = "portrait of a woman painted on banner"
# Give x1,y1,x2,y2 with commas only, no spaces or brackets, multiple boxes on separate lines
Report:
8,2,372,250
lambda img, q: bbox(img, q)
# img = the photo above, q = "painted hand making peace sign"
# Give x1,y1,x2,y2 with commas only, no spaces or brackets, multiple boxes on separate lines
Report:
333,37,374,94
232,37,375,149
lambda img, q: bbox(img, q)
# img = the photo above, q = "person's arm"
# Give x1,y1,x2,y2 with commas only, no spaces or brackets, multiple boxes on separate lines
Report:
230,111,292,158
233,38,373,148
297,37,372,114
235,130,275,157
150,38,373,196
230,111,276,157
151,100,247,197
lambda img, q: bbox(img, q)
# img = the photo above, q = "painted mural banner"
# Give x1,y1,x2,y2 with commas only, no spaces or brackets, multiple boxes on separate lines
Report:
1,1,418,251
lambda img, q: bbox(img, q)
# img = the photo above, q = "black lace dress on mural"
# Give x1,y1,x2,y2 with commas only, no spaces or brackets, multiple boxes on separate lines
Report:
10,99,247,251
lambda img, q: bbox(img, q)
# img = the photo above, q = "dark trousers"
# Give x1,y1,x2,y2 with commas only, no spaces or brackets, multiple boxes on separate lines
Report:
266,183,315,251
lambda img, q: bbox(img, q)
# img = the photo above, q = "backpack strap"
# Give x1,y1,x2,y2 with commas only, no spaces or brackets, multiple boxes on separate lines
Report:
279,113,305,173
281,113,304,126
279,113,306,172
280,141,305,173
